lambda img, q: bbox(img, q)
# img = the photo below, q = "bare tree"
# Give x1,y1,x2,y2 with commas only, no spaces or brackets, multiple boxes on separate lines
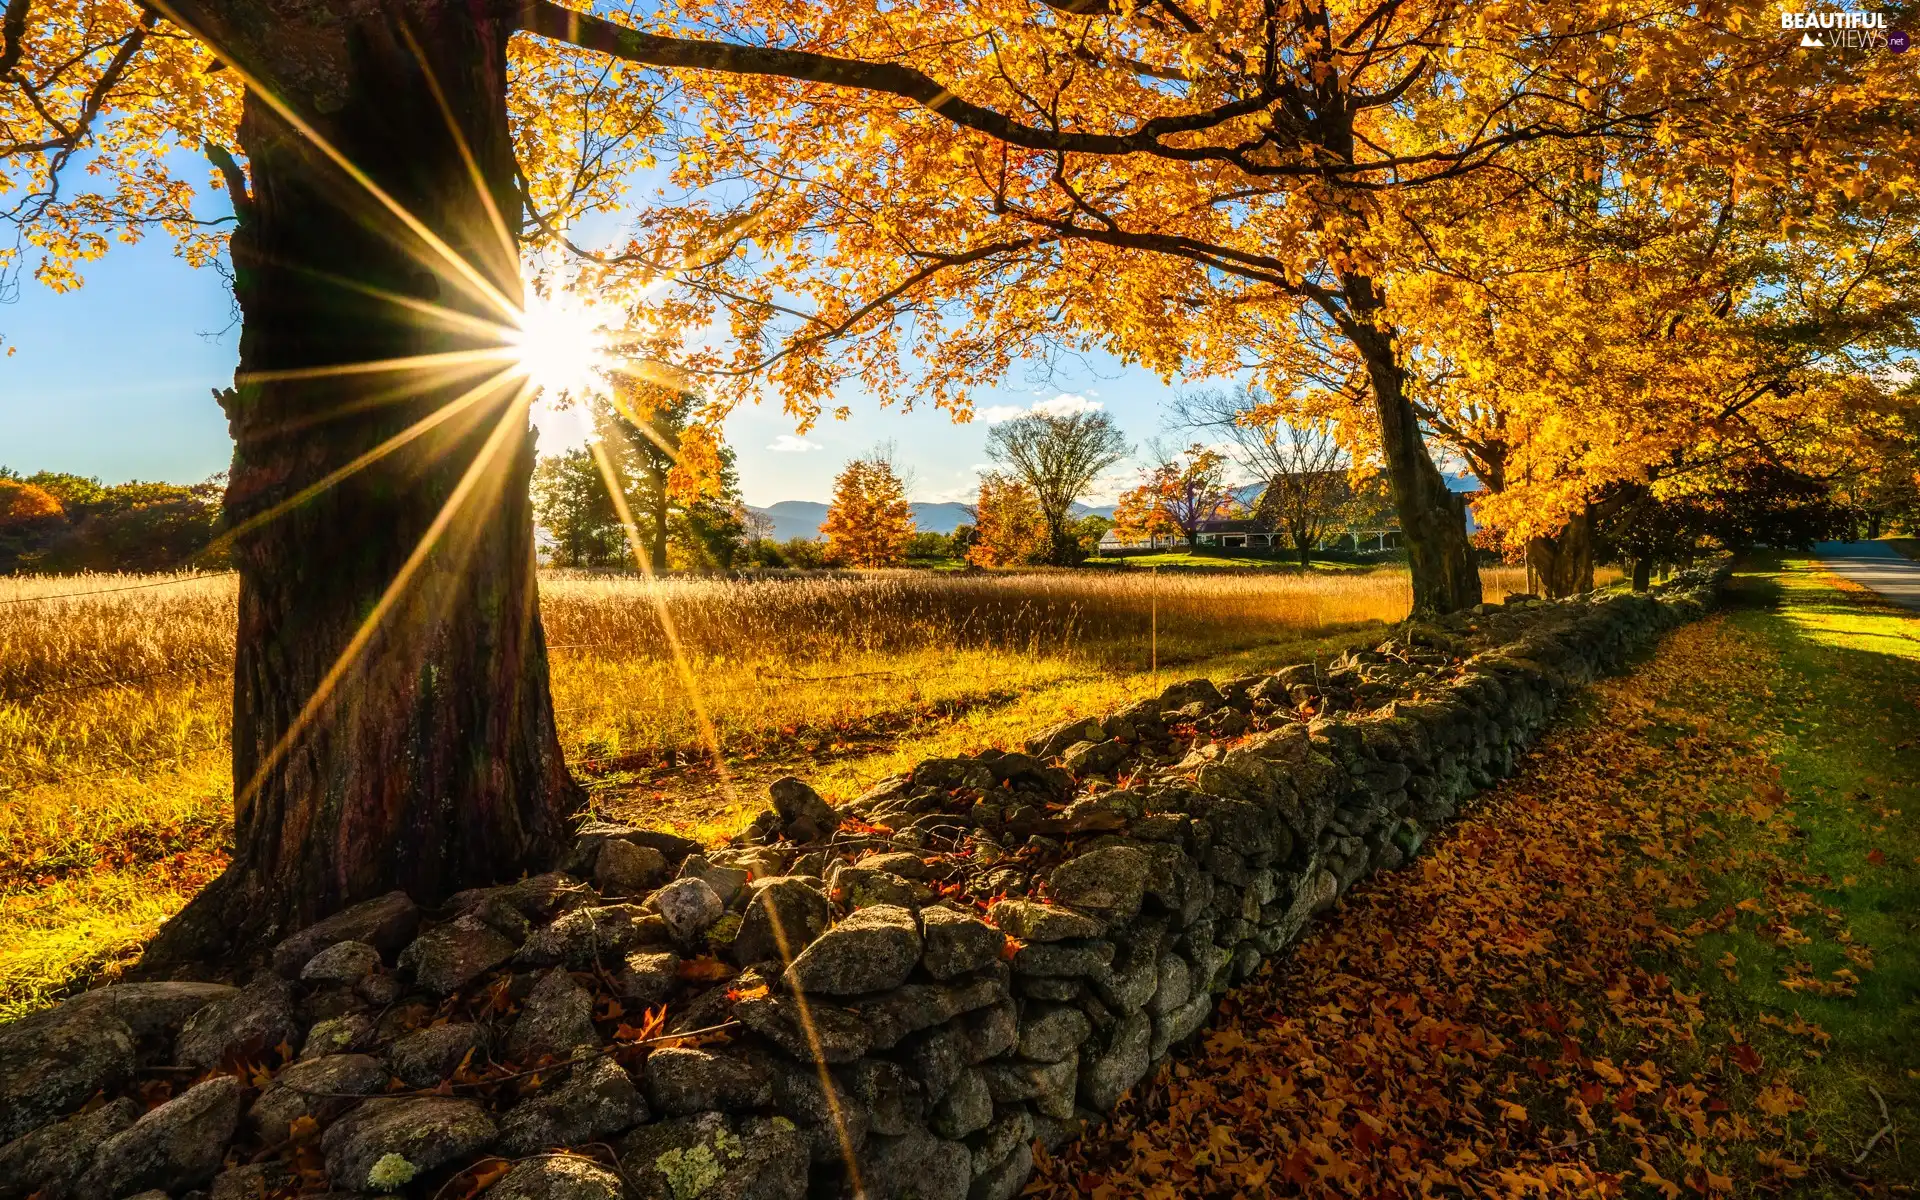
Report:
1178,387,1350,567
984,411,1130,564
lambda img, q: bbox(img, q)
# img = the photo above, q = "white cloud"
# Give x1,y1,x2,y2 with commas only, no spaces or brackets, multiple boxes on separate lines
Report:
919,467,993,504
978,393,1106,424
1031,393,1103,417
766,434,825,454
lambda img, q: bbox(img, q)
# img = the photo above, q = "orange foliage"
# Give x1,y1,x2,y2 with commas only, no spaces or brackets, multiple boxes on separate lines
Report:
967,472,1046,568
820,454,914,568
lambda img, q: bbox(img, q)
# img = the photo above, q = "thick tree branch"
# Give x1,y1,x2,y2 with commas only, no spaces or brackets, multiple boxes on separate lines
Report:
0,0,29,78
204,138,253,222
520,1,1276,164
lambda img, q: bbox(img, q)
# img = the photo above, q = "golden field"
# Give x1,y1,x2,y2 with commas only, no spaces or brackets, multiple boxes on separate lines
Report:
0,562,1557,1015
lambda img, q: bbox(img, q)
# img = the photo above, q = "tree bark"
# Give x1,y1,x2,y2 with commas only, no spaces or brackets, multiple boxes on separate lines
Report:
649,473,670,569
1632,556,1653,592
1525,506,1596,599
148,1,578,964
1341,279,1482,615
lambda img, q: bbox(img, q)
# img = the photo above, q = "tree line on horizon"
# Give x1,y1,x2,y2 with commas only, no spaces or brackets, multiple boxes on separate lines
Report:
0,469,227,575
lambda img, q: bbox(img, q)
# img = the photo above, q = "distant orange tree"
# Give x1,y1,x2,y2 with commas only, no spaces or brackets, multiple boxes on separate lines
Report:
820,454,914,568
967,473,1047,568
1113,446,1235,548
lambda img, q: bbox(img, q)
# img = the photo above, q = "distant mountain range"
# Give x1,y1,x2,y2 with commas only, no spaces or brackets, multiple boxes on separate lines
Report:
747,500,1117,540
748,474,1476,541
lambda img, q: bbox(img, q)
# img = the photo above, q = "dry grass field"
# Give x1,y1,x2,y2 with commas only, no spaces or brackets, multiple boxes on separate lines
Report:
0,562,1564,1015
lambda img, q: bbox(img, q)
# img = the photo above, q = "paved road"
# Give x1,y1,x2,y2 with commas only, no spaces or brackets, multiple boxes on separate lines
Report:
1814,541,1920,611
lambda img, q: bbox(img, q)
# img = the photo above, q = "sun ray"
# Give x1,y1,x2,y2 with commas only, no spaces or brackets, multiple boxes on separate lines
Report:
205,365,524,561
396,19,520,286
236,348,520,385
584,438,737,808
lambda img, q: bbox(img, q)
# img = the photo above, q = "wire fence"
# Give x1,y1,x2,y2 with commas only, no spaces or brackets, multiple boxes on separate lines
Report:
0,572,236,606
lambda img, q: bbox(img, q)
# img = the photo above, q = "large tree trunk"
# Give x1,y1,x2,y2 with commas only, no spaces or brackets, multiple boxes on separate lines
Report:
1341,280,1482,615
1526,506,1596,599
149,2,578,964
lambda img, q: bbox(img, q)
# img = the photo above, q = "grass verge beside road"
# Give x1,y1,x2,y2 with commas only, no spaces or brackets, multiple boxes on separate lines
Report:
1035,561,1918,1198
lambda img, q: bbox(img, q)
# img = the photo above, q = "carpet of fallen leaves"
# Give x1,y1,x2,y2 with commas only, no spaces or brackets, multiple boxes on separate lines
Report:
1030,607,1908,1199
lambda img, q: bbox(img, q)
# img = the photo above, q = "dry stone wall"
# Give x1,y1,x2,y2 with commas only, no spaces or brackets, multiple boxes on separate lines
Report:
0,567,1727,1200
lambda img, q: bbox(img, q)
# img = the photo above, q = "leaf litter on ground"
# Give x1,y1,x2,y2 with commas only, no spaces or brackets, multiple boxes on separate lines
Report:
1032,578,1918,1199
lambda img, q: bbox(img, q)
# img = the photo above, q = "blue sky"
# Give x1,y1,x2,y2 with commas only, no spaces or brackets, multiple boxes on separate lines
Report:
0,233,1198,507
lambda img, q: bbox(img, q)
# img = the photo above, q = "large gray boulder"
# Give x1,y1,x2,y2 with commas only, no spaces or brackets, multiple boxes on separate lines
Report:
734,993,868,1063
927,1069,992,1139
77,1076,242,1199
960,1001,1018,1063
769,776,838,841
1079,1009,1152,1111
398,915,516,996
208,1162,296,1200
859,1129,971,1200
496,1055,648,1155
782,904,921,996
1061,739,1127,778
64,981,237,1041
247,1053,388,1143
987,899,1102,943
0,1003,135,1143
0,1095,139,1200
517,904,663,969
1026,717,1103,760
506,969,600,1064
300,940,382,986
852,1058,927,1137
173,976,297,1069
768,1063,870,1166
271,891,420,977
829,866,922,911
1148,952,1191,1018
860,977,1005,1052
643,1047,773,1116
486,1155,625,1200
320,1097,497,1194
652,877,725,944
979,1057,1077,1119
612,948,681,1007
729,878,830,967
1046,846,1151,919
970,1108,1033,1179
594,837,669,895
973,1141,1034,1200
920,906,1005,980
1016,1004,1091,1063
674,856,752,907
619,1112,807,1200
300,1012,374,1060
388,1022,486,1088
